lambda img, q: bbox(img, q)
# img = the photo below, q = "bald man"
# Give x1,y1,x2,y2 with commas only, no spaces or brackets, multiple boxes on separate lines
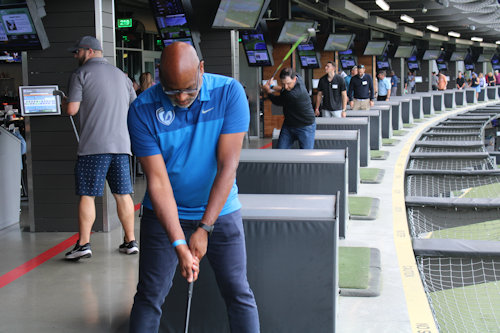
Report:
127,42,259,332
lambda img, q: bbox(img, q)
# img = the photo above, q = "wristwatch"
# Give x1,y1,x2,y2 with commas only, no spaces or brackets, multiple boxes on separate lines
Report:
198,222,214,236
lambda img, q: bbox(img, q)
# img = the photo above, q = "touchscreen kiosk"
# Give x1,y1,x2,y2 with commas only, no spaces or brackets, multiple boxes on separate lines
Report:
19,85,61,116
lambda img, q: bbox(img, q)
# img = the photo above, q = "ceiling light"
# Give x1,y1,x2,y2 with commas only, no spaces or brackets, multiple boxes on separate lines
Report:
400,14,415,24
471,37,483,42
426,25,439,32
376,0,390,11
421,6,428,13
448,31,460,38
497,41,500,45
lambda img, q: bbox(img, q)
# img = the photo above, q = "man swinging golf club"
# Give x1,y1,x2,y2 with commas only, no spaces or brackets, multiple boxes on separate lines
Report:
127,42,260,332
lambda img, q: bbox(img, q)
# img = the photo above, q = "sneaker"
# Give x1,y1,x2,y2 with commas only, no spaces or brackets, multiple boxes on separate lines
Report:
119,239,139,255
65,242,92,260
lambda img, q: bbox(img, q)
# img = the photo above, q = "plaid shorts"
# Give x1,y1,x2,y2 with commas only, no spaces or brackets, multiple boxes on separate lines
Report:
75,154,132,196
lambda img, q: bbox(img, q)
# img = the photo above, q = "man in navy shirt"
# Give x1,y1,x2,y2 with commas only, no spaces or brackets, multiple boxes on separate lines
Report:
127,42,259,332
348,64,374,110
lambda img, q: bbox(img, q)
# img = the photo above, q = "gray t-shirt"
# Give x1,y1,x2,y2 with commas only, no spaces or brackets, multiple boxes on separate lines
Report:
68,57,136,155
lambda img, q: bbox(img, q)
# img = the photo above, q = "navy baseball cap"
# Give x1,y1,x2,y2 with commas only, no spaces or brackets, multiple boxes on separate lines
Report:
68,36,103,53
358,64,365,69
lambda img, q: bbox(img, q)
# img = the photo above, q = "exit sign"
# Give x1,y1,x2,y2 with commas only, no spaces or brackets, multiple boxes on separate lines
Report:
117,18,132,28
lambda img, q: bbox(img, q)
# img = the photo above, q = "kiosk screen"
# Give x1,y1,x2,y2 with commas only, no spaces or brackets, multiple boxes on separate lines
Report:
19,85,61,116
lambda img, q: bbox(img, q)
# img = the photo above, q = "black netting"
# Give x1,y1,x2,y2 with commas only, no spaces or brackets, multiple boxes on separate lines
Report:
407,158,495,171
406,174,500,197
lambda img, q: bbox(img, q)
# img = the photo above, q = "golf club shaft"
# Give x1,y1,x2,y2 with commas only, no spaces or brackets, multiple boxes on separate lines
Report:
184,280,194,333
269,33,308,80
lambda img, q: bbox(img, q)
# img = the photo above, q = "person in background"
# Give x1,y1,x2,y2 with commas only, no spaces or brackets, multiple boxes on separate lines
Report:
486,72,496,86
431,72,438,91
376,70,391,101
348,64,374,110
478,72,486,89
437,70,448,91
64,36,138,260
390,70,398,96
137,72,154,96
262,68,316,148
407,71,416,94
456,71,466,89
127,42,259,332
345,66,357,99
315,61,347,118
469,72,480,100
495,70,500,85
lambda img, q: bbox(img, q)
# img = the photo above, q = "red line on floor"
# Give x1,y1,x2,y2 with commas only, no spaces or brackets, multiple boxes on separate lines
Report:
259,142,272,149
0,233,79,289
0,203,142,289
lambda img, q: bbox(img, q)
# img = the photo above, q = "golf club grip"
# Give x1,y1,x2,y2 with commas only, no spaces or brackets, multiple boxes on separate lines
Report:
184,281,194,333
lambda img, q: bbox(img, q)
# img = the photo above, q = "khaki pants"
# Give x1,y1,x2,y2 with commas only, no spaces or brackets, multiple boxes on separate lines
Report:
353,99,370,110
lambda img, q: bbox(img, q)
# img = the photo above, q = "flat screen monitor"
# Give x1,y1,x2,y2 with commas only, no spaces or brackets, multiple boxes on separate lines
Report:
277,20,316,44
407,62,419,70
376,61,390,70
324,33,355,51
19,85,61,117
297,42,319,69
422,50,441,60
240,29,272,66
408,55,417,62
394,45,415,58
465,63,474,70
340,58,356,69
437,62,447,71
338,49,353,55
0,0,49,51
212,0,269,30
491,54,499,70
150,0,195,47
450,51,465,61
0,51,21,63
363,41,388,56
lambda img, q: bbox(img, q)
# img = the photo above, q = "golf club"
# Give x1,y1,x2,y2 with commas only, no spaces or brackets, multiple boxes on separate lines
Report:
53,89,80,143
184,278,194,333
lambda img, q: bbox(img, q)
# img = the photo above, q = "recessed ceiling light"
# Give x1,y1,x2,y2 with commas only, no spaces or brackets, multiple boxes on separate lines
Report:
448,31,460,38
497,41,500,45
400,14,415,24
376,0,390,11
426,25,439,32
471,37,483,42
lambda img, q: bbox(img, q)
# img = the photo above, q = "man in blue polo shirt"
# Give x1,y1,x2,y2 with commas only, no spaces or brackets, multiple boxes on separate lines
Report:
127,42,259,332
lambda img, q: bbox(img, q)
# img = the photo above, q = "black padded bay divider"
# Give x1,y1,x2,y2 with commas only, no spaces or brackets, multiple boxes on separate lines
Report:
391,97,412,124
237,149,349,238
160,194,339,333
316,117,370,166
371,104,392,138
345,110,381,150
272,129,360,194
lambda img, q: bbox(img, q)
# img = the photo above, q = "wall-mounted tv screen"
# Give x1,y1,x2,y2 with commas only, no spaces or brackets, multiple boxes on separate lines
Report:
340,58,356,69
0,0,49,51
363,41,388,56
324,34,355,51
150,0,195,47
408,55,417,62
212,0,270,30
407,62,419,70
465,63,474,70
277,20,316,44
297,41,319,69
422,49,441,60
0,51,21,63
19,85,61,117
437,62,447,71
338,49,353,55
492,54,499,70
240,29,272,66
450,51,465,61
394,45,415,58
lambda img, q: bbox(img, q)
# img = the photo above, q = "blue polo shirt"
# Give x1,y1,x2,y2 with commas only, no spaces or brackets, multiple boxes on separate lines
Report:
127,73,249,219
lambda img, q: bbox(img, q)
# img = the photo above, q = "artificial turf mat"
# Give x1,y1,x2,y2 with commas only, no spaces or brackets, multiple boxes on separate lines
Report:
413,118,425,123
382,138,400,146
429,281,500,332
360,168,384,183
403,123,416,128
339,247,381,297
348,196,379,220
424,219,500,241
370,150,389,160
453,182,500,198
424,114,434,118
393,130,408,136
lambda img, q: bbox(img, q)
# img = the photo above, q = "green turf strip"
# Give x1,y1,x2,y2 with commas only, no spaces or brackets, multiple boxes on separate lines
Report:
452,182,500,198
424,114,434,118
427,219,500,241
403,123,416,128
349,196,373,216
393,130,408,136
429,281,500,333
382,138,398,145
414,118,425,123
360,168,382,182
370,150,387,159
338,247,370,289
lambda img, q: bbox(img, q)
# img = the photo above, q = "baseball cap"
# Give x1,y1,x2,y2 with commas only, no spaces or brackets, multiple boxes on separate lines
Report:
68,36,103,53
358,64,365,69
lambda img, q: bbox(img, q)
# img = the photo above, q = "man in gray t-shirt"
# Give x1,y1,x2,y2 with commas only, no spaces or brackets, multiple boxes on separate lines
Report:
63,36,138,260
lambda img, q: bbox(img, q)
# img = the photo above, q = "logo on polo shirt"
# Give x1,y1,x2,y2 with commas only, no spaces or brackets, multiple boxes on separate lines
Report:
156,107,175,126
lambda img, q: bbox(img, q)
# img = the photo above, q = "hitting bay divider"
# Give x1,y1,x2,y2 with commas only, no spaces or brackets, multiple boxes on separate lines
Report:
345,110,382,150
236,149,349,238
272,129,360,194
160,194,340,333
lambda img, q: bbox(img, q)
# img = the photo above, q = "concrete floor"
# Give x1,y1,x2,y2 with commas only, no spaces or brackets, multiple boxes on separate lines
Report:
0,105,490,332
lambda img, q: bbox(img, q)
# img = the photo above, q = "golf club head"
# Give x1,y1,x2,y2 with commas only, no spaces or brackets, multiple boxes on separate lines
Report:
304,27,316,44
53,89,66,98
